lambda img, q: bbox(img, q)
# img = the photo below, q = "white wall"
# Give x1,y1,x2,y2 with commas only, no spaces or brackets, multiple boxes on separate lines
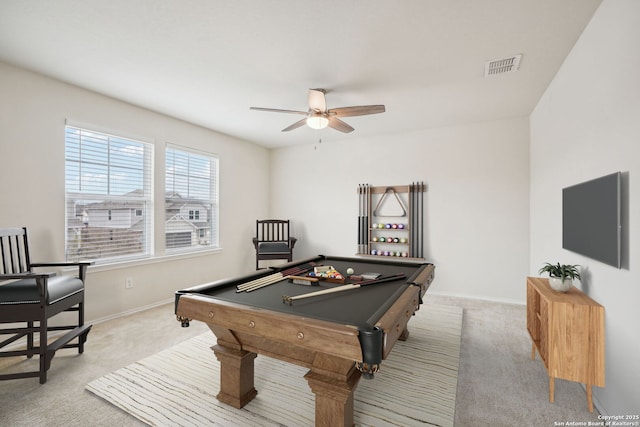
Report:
0,62,270,320
530,0,640,414
270,117,530,303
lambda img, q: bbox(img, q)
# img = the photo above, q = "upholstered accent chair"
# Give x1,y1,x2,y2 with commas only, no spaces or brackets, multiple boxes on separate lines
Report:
0,227,92,383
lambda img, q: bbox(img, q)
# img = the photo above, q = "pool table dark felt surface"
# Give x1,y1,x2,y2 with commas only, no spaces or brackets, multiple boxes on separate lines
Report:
178,255,428,329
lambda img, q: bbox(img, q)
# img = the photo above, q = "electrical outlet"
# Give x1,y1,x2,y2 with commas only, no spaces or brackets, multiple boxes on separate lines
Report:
125,277,133,289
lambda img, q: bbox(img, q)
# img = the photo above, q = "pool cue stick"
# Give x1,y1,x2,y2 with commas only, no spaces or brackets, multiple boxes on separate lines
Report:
358,184,363,254
365,183,370,253
419,181,424,258
414,181,420,258
245,275,289,292
363,183,368,253
282,273,406,305
418,181,422,257
236,273,282,292
362,183,367,254
236,274,279,290
415,181,421,258
409,182,414,257
238,263,316,292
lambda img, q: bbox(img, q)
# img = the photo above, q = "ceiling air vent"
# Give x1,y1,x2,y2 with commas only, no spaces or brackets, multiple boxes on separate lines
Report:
484,54,522,77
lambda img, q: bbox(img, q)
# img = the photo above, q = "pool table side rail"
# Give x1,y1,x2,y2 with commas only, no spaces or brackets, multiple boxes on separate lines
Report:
375,263,434,359
176,294,364,362
173,269,280,312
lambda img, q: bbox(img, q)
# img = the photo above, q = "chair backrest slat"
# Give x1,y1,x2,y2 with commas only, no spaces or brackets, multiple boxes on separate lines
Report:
0,227,31,275
256,220,290,243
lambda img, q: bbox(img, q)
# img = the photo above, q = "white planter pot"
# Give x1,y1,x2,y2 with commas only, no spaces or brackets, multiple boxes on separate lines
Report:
549,277,573,292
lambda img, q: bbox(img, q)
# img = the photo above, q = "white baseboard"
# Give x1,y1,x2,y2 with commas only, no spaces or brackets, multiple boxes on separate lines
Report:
427,290,525,306
89,298,174,326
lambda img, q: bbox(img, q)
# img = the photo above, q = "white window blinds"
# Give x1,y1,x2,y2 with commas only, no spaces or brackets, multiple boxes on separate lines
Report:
165,146,219,251
65,125,153,262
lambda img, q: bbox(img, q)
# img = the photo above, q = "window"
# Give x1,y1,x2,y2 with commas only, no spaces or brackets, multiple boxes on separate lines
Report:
165,146,218,251
65,125,153,262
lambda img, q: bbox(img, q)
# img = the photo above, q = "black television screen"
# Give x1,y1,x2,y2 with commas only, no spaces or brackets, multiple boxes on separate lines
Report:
562,172,621,268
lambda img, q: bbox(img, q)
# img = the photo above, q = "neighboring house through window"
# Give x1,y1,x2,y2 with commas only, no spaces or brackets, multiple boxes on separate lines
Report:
165,145,219,251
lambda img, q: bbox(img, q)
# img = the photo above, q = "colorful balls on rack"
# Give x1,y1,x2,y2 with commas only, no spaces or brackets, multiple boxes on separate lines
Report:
383,251,390,256
400,237,407,244
379,237,386,242
393,237,399,243
392,223,398,229
401,252,408,257
372,236,378,242
371,249,378,255
395,251,401,257
372,223,378,229
397,224,405,229
385,223,392,228
378,223,384,229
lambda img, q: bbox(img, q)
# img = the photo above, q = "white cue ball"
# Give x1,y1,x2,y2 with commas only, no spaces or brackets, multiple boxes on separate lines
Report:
346,268,354,275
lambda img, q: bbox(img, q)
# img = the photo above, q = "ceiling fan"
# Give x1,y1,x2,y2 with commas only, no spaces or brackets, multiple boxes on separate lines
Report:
250,88,385,133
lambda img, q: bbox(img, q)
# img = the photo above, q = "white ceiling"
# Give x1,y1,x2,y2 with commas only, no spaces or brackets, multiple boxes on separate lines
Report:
0,0,602,148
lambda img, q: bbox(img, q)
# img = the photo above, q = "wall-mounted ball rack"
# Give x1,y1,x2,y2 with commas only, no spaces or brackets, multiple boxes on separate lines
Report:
357,182,426,259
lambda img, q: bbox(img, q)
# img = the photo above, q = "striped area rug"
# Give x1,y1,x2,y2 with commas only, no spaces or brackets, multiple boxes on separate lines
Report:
86,304,462,427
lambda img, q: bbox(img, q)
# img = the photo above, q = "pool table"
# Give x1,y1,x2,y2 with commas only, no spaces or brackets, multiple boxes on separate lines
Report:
175,255,435,427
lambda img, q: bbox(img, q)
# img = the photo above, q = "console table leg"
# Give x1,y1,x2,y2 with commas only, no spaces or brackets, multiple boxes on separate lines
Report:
549,376,555,403
586,384,594,413
531,342,536,360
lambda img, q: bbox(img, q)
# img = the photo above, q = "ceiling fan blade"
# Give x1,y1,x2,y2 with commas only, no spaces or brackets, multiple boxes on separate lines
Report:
282,118,308,132
250,107,307,115
308,89,327,112
328,105,385,117
328,117,354,133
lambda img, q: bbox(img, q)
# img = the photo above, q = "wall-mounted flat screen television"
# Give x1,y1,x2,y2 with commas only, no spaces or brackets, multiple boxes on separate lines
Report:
562,172,621,268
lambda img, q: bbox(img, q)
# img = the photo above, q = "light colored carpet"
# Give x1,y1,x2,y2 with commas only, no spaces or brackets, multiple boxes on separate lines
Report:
86,304,463,427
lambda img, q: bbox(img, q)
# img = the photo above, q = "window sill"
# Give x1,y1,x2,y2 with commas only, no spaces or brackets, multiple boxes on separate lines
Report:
65,247,223,274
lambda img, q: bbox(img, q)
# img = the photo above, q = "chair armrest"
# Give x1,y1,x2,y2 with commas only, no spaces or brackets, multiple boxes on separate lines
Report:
0,272,56,280
31,261,93,282
252,238,259,249
30,261,93,267
289,237,297,249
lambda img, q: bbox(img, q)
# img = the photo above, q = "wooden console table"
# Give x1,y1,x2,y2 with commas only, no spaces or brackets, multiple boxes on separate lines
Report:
526,277,605,412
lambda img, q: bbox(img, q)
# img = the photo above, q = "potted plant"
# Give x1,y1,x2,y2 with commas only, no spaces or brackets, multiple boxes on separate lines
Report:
538,262,582,292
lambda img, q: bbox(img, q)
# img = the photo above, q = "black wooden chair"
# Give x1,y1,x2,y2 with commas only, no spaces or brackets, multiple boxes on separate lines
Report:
0,227,92,384
252,220,297,269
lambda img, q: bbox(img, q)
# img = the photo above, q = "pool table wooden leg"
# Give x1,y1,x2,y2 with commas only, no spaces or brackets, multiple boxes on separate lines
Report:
211,344,258,409
305,365,361,427
399,326,410,341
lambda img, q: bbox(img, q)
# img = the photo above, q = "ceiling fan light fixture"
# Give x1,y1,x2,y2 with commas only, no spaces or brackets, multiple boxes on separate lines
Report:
306,115,329,130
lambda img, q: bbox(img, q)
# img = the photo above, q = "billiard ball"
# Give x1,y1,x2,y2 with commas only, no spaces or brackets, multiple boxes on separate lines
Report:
392,223,398,229
379,237,386,242
371,249,378,255
400,237,407,243
378,223,384,229
397,224,405,229
385,223,392,228
372,237,378,242
346,268,354,275
372,223,378,229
